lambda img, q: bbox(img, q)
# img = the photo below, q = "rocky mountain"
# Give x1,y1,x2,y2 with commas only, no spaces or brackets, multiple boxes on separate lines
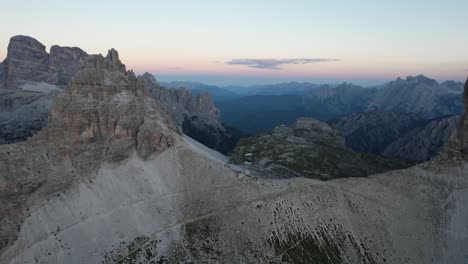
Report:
369,75,464,118
140,73,242,154
230,117,413,180
302,83,376,120
160,81,239,102
218,76,464,136
0,49,467,264
0,36,240,154
0,35,88,144
382,115,461,161
332,111,462,161
331,111,426,154
0,35,88,89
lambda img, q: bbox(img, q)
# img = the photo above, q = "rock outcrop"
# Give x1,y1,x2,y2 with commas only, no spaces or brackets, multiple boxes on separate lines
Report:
230,117,413,180
0,35,88,89
0,36,88,144
383,115,461,161
139,72,242,154
0,48,178,252
331,111,426,155
46,50,177,172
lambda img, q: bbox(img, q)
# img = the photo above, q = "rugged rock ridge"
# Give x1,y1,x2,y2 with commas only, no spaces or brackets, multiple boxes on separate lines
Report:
383,115,461,161
46,50,177,171
139,72,242,154
331,111,425,155
0,36,88,144
299,75,464,120
331,111,462,161
0,48,179,253
369,75,464,118
231,117,413,180
0,35,88,89
303,83,375,120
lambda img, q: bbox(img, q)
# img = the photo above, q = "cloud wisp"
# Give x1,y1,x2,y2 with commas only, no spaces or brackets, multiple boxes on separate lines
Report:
464,69,468,71
226,58,340,70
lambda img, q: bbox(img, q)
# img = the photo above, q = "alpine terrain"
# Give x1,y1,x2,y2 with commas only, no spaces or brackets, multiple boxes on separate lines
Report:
0,42,467,264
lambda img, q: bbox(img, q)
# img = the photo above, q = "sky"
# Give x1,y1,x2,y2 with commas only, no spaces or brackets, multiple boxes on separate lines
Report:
0,0,467,86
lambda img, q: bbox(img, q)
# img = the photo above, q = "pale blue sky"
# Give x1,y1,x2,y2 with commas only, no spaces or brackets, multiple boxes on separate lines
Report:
1,0,467,85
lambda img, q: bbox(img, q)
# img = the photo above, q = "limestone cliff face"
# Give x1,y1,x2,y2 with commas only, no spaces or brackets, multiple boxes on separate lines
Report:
0,35,88,89
139,73,220,123
0,49,180,252
0,36,88,144
46,50,177,171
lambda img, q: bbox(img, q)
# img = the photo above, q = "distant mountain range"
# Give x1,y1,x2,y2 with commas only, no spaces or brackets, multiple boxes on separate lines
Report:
214,75,464,134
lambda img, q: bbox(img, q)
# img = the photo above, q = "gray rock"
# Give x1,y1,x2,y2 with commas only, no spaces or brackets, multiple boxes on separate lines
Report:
138,73,242,154
0,36,88,144
331,111,426,154
383,115,461,161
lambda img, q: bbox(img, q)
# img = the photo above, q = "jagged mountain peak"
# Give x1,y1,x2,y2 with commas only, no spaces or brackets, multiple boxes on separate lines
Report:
81,48,126,73
46,48,177,172
0,35,89,89
8,35,46,51
141,72,158,83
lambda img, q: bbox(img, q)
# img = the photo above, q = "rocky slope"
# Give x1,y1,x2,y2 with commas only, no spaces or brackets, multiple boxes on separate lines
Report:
0,35,88,144
370,75,464,118
140,73,242,154
332,111,461,161
302,83,375,120
230,117,413,180
0,52,467,264
383,115,461,161
331,111,426,154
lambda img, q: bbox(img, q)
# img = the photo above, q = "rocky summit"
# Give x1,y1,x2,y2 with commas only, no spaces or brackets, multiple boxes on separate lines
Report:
0,48,467,264
0,35,88,89
0,36,88,144
230,117,413,180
